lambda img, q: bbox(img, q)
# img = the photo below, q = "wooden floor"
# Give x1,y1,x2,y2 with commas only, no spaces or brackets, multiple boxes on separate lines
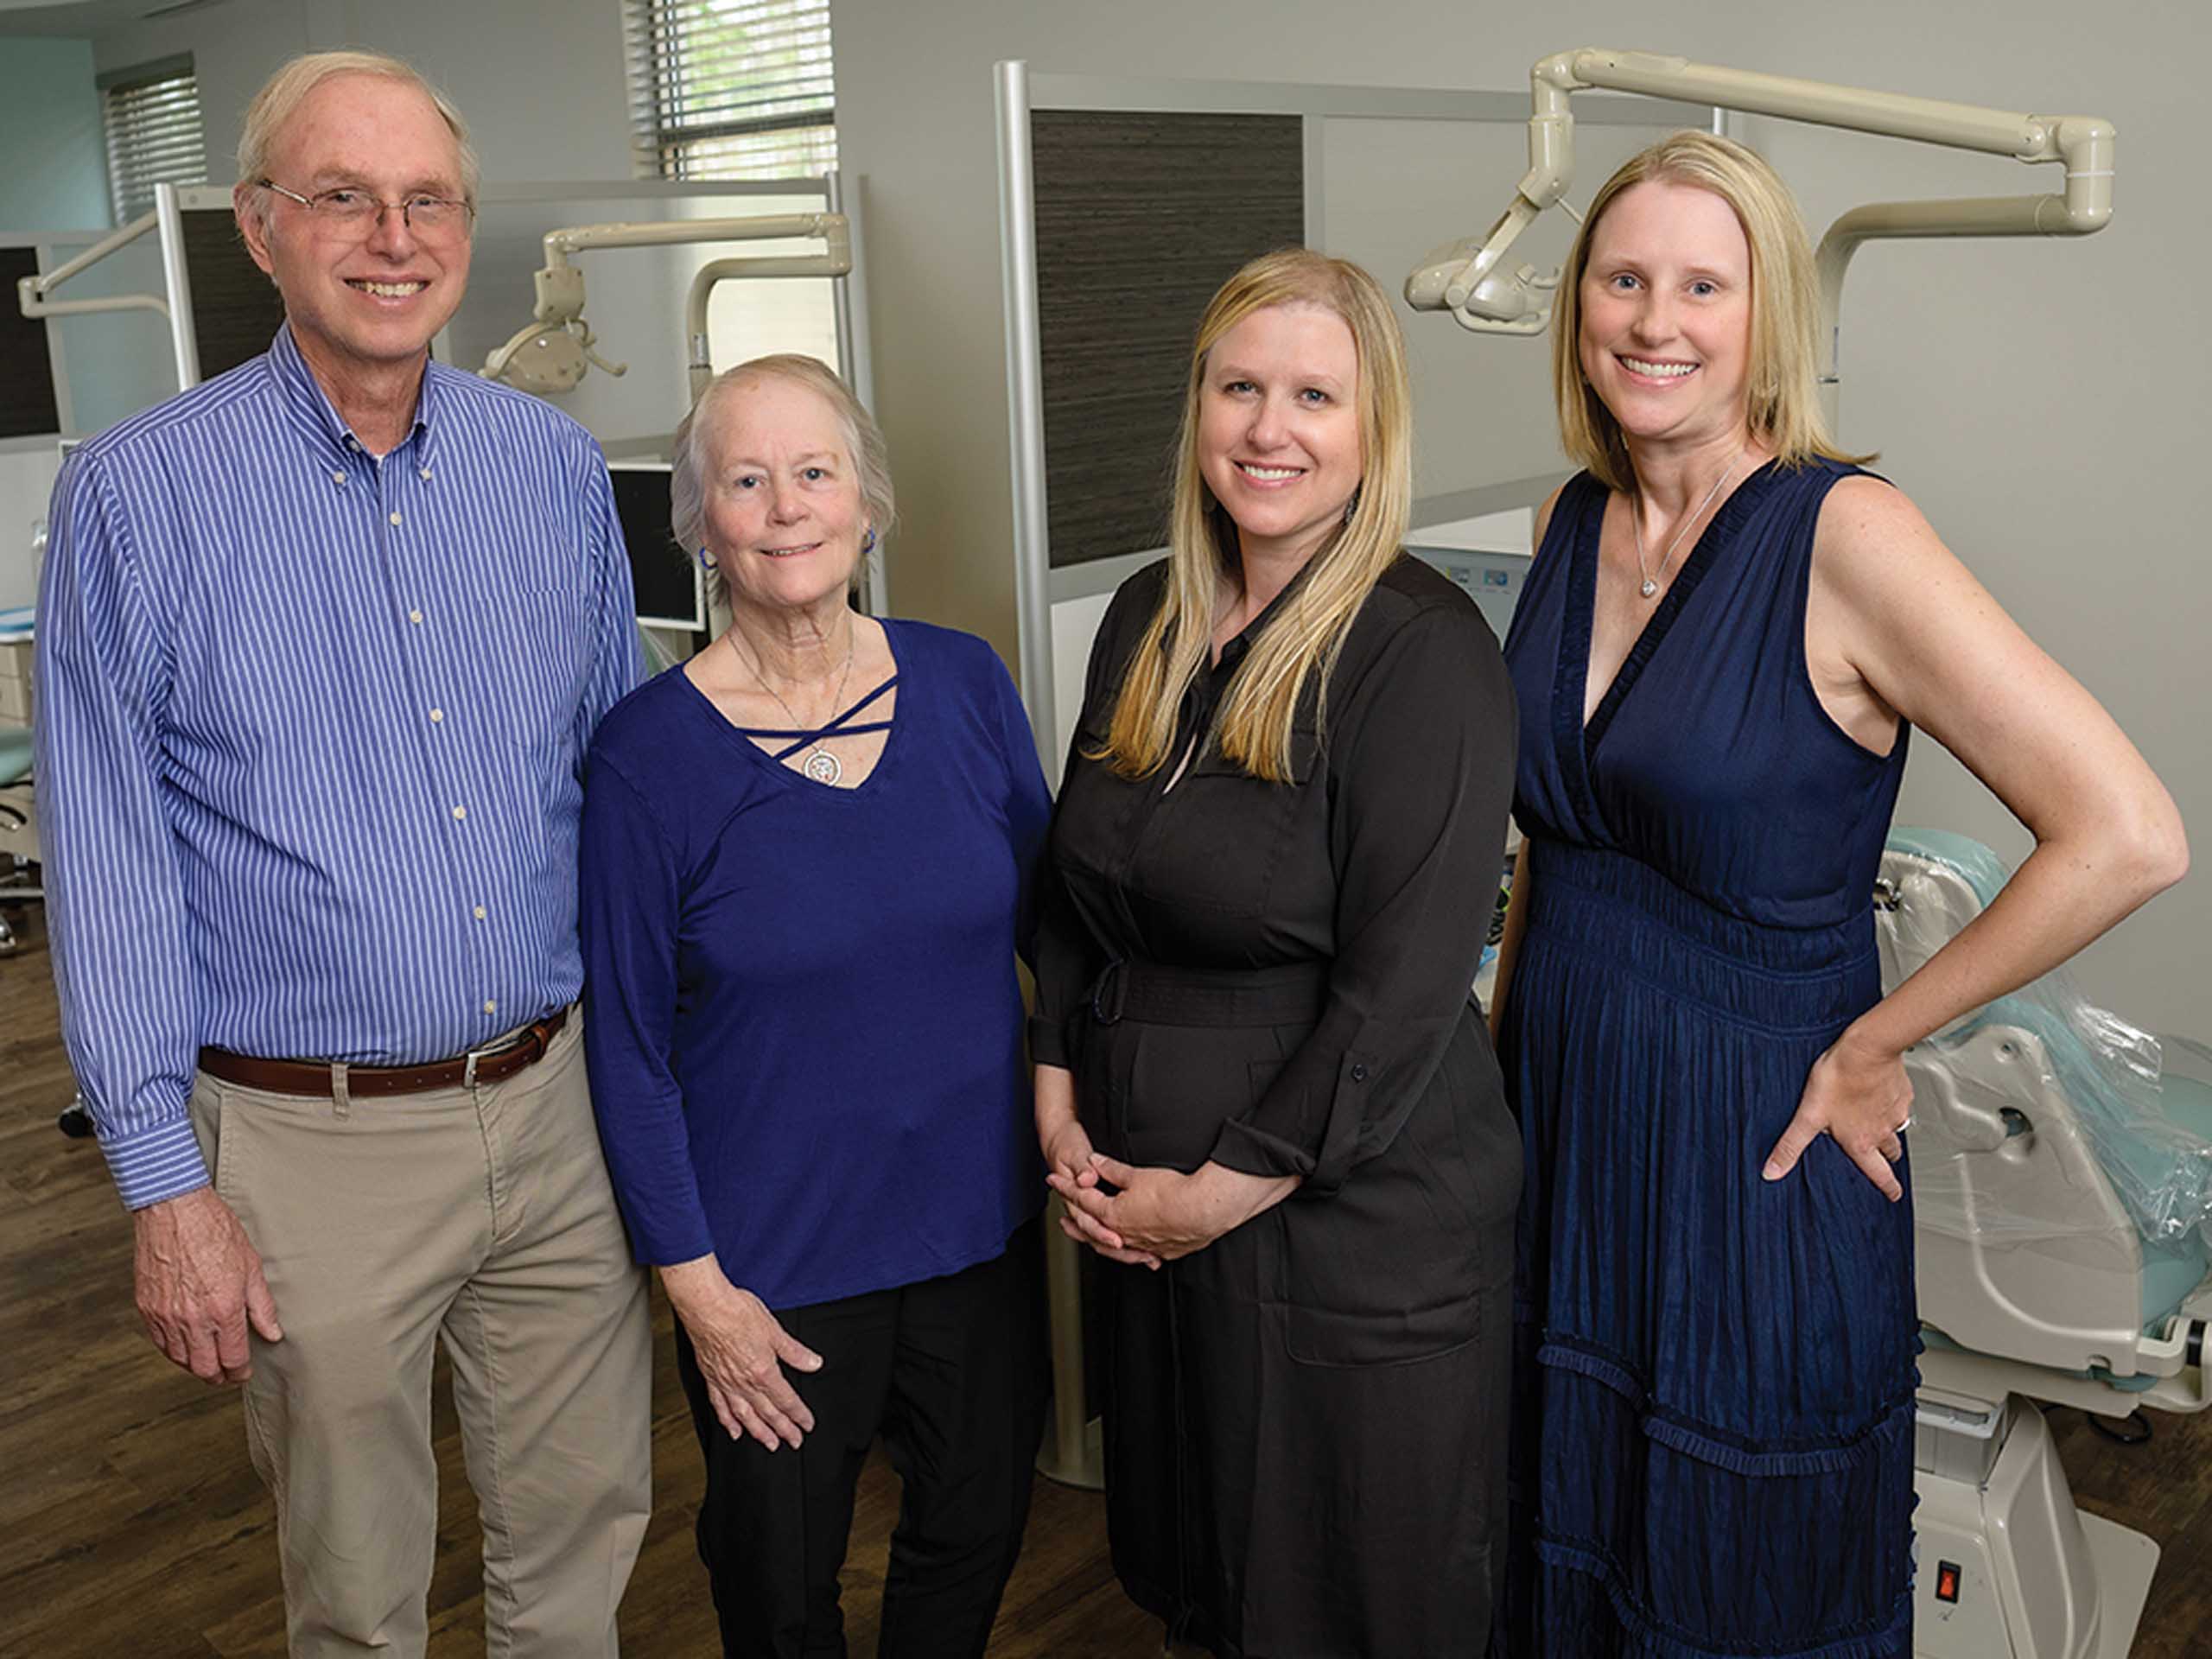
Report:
4,905,2209,1656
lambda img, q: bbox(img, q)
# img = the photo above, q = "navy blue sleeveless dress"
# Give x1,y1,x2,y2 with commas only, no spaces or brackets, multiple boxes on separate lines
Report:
1494,459,1918,1658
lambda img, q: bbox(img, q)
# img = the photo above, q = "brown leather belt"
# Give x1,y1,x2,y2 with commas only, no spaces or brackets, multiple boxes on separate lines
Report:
198,1007,570,1098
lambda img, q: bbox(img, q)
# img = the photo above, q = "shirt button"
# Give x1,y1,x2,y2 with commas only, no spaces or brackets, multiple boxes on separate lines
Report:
389,511,404,527
483,1000,497,1015
429,708,444,723
451,804,467,821
1350,1064,1370,1083
473,905,487,921
409,608,423,625
329,471,346,486
419,467,433,481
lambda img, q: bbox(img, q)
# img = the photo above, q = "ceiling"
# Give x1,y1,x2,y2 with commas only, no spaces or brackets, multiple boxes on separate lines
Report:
0,0,230,38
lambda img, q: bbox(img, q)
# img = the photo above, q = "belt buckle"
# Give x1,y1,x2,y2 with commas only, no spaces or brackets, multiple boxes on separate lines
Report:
462,1009,558,1087
1090,959,1127,1027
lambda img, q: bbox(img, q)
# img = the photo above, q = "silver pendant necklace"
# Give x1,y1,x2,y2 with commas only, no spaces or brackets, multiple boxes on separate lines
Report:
728,618,855,785
1632,447,1745,599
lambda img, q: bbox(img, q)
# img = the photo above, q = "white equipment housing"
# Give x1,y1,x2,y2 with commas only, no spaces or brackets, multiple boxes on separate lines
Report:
1878,830,2212,1657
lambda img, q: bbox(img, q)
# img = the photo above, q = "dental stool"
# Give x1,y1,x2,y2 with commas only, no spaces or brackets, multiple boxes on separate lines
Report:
1877,828,2212,1659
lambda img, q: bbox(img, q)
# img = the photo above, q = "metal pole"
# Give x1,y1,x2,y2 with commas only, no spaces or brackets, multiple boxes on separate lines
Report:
824,170,886,617
156,182,201,389
995,59,1058,774
997,57,1101,1492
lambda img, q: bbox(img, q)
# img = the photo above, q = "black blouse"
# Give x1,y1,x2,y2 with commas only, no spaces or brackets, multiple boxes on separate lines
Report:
1032,553,1518,1192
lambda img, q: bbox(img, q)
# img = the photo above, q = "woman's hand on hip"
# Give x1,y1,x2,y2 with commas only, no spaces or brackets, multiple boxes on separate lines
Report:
1052,1156,1298,1262
659,1255,823,1451
1762,1027,1913,1201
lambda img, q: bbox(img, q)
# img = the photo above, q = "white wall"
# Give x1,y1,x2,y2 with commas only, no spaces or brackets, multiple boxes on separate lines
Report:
831,0,2210,1033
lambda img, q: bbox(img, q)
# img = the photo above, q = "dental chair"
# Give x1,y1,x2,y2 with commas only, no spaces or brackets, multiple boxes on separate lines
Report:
1877,829,2212,1659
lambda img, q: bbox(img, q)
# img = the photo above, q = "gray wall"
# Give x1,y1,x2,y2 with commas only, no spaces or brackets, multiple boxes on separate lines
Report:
83,0,635,188
832,0,2209,1033
0,37,109,231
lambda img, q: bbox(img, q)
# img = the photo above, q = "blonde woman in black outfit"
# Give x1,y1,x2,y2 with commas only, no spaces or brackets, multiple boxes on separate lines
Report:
1031,248,1520,1656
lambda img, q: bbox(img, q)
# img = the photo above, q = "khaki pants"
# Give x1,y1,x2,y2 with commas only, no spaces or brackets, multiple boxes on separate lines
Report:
188,1017,652,1657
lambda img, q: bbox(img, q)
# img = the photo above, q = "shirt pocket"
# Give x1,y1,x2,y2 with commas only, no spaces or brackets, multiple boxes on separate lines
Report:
1276,1080,1498,1368
483,581,594,756
1136,727,1319,923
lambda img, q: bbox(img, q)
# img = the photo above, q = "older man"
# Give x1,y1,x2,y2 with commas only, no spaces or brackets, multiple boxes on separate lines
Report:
36,52,651,1656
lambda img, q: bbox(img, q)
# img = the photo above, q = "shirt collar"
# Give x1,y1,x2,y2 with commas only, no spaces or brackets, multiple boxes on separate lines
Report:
266,320,437,464
1207,545,1325,679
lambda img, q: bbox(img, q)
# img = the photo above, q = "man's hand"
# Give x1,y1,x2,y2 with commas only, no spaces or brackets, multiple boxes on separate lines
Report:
132,1187,283,1384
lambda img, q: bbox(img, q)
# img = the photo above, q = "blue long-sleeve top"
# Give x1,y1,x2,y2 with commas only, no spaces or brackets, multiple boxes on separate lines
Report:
579,620,1052,1312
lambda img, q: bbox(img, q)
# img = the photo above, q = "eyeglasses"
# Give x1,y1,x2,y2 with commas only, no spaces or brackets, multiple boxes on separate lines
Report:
258,179,474,238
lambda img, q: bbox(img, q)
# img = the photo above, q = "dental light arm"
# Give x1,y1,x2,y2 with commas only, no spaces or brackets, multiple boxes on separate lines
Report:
480,212,852,398
17,209,171,324
1406,48,2113,391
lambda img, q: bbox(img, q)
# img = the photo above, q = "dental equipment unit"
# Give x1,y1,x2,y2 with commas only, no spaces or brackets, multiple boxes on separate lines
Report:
479,212,851,398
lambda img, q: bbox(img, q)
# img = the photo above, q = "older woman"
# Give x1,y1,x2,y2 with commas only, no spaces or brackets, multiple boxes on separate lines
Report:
1033,250,1520,1655
1489,132,2187,1658
579,354,1051,1659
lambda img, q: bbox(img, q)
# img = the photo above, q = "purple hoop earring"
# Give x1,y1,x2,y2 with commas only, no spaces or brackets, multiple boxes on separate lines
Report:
861,527,878,555
697,547,716,569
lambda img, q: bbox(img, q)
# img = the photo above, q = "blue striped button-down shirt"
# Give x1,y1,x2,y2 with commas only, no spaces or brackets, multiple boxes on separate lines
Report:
36,323,643,1210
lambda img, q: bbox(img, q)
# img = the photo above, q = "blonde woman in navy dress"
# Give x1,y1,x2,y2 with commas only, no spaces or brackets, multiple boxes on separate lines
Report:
1491,132,2185,1658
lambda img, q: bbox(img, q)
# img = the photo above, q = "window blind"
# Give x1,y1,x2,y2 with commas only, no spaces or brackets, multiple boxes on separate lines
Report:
625,0,836,181
99,57,209,225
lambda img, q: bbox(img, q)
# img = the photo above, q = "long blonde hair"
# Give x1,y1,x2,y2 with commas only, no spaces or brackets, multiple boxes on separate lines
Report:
1553,130,1868,493
1096,249,1413,784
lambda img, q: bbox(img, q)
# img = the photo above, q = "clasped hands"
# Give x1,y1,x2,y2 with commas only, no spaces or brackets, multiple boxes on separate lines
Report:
1039,1088,1295,1267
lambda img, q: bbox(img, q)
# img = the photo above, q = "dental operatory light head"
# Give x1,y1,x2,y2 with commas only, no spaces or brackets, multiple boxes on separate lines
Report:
481,259,627,394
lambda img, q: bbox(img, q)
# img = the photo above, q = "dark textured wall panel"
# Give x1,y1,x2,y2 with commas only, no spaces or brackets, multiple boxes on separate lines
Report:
1031,111,1305,569
1,249,63,440
183,208,288,379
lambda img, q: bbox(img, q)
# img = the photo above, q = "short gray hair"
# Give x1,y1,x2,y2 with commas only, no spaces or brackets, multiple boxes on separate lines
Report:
237,51,480,226
671,355,894,602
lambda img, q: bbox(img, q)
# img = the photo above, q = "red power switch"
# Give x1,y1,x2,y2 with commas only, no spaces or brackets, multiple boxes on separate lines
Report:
1936,1561,1962,1605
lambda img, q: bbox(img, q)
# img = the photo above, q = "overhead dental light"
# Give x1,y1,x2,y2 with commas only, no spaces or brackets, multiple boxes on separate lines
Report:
481,212,853,398
1405,48,2114,416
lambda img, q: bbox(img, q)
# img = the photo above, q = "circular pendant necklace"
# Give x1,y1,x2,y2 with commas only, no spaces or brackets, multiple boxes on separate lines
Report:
1632,447,1745,599
728,618,855,785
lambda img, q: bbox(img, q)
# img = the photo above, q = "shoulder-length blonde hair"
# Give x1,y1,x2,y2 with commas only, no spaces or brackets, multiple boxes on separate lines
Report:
1554,130,1868,493
1096,249,1413,784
